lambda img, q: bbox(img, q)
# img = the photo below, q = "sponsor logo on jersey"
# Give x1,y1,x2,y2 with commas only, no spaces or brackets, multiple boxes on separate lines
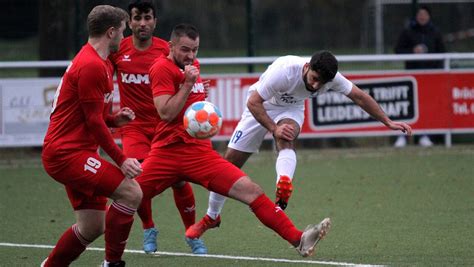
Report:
280,93,298,104
121,73,150,84
179,82,205,93
122,55,131,62
192,82,205,93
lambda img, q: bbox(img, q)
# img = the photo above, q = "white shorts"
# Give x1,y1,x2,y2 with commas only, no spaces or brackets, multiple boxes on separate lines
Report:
227,105,304,153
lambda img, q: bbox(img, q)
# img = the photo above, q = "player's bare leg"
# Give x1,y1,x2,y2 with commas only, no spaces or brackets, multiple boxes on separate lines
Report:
42,178,141,267
227,176,330,257
274,118,299,210
186,148,252,239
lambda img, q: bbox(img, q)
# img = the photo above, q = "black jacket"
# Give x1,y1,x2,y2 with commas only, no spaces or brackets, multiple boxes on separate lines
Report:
394,20,446,69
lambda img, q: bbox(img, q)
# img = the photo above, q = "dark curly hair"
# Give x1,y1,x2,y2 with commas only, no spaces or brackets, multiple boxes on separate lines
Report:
309,50,338,83
128,0,156,17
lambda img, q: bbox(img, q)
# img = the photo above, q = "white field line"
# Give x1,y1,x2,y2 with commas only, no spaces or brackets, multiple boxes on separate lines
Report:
0,242,385,267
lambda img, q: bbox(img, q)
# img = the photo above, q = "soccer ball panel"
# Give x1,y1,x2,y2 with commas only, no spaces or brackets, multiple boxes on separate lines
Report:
183,101,223,139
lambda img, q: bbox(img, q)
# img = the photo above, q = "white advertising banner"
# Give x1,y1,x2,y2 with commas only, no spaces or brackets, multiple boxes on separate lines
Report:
0,78,60,146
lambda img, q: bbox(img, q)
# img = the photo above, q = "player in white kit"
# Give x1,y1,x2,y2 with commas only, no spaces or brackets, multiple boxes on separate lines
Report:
185,51,413,239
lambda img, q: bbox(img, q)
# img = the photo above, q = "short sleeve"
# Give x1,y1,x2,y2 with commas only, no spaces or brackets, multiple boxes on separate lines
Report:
150,63,178,97
329,72,353,95
78,62,109,102
256,66,289,101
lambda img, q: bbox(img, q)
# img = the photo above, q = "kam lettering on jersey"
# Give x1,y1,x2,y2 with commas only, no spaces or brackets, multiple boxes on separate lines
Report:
178,82,205,94
190,82,205,93
121,73,150,84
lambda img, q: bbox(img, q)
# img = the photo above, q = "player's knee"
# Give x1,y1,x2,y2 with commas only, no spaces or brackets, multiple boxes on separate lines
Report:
78,221,105,241
128,182,143,208
276,138,295,150
247,181,264,198
117,180,143,209
228,176,263,204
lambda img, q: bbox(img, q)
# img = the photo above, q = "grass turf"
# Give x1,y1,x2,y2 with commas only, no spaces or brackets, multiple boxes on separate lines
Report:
1,146,473,266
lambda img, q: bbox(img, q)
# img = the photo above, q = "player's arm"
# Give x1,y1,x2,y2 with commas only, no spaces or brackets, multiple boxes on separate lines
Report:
81,101,142,178
154,64,199,121
81,100,128,165
78,63,142,177
347,84,412,135
105,107,136,127
247,91,296,141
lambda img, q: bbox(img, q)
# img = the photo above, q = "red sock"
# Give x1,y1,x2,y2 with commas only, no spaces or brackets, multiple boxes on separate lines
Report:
105,202,136,262
44,224,90,267
172,182,196,229
249,194,303,246
137,198,155,229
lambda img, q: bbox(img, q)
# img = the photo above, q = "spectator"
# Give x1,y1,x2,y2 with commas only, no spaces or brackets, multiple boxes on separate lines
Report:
393,5,446,148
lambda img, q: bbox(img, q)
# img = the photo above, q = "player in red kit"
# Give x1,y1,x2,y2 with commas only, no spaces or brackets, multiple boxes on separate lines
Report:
41,5,142,267
136,23,331,257
109,0,206,254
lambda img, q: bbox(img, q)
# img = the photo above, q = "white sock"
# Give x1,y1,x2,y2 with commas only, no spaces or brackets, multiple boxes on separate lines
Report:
206,192,227,220
275,148,297,183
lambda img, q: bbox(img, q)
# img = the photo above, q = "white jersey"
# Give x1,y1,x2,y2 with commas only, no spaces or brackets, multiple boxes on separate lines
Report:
229,56,354,153
249,56,353,109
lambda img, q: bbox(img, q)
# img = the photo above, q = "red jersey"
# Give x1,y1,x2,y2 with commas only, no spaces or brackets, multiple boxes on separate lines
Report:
110,36,169,125
43,43,125,165
149,55,208,148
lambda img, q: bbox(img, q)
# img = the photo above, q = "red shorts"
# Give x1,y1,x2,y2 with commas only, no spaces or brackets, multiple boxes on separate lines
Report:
42,151,125,210
121,124,155,160
136,142,246,199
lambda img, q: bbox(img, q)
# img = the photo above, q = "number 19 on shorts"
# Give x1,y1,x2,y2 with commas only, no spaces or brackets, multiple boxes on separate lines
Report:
84,157,101,174
231,130,243,144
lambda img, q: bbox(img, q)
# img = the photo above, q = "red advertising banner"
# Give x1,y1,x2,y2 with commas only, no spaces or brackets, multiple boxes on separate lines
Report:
1,70,471,146
204,70,474,139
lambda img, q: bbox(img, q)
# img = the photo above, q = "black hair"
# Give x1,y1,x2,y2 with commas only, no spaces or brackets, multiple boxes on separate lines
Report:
170,23,199,41
418,5,432,17
128,0,156,17
309,50,338,83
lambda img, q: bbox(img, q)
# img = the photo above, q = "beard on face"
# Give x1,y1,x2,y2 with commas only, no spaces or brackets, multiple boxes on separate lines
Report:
135,29,152,42
173,55,185,69
303,70,313,92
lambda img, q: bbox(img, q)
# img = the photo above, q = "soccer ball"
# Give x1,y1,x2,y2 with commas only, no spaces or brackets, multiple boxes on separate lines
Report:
183,101,223,139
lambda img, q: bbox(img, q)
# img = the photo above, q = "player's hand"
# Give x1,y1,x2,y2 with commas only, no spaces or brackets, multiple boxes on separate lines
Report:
184,65,199,87
273,124,296,141
387,121,412,136
114,107,136,127
121,158,143,179
203,80,210,98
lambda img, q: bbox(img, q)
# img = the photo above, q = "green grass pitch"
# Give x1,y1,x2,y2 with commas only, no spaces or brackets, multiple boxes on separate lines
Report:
1,146,473,266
